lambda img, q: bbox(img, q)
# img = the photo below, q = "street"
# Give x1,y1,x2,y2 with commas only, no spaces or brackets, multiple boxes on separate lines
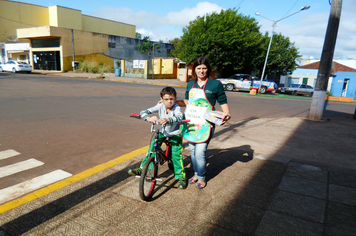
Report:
0,72,355,203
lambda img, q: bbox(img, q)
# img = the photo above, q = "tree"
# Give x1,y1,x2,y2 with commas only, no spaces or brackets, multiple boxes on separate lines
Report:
174,8,301,77
137,36,162,56
169,38,181,57
175,9,262,76
256,32,302,77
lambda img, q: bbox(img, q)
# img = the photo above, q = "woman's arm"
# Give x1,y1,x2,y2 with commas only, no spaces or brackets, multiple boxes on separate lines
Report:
176,99,188,107
220,103,231,125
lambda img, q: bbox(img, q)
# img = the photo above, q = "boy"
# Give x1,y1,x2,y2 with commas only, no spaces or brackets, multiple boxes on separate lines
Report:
128,87,187,189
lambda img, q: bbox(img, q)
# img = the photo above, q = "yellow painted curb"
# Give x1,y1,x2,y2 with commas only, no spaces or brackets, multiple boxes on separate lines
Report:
0,146,149,214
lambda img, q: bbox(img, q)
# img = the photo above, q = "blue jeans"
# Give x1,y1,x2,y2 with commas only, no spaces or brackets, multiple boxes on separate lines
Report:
188,124,215,181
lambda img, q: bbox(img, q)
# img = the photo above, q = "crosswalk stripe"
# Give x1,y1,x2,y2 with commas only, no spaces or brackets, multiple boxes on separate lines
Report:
0,159,44,179
0,170,72,204
0,149,20,160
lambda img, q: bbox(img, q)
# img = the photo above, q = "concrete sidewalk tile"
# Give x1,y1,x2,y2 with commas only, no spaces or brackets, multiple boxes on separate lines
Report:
268,190,326,223
217,181,275,209
179,221,245,236
279,175,327,199
327,202,356,233
195,197,265,235
285,162,328,183
329,171,356,189
152,186,211,213
23,192,143,236
324,226,356,236
108,204,189,236
329,184,356,206
255,210,323,236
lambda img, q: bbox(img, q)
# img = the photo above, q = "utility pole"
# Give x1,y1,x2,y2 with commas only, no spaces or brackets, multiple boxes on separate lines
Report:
308,0,342,120
71,29,76,72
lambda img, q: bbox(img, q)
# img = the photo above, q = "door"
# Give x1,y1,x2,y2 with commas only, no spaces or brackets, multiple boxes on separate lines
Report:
302,78,308,85
342,79,349,97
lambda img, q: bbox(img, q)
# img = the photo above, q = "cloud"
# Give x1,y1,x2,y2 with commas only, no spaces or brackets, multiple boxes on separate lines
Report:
90,0,355,60
90,2,223,41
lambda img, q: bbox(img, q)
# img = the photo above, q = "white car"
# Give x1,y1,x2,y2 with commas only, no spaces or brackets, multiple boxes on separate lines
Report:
0,60,32,73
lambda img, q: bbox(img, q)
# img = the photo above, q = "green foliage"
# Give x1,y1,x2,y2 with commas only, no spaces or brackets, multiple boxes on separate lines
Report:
137,36,162,55
77,61,114,74
256,33,302,77
169,38,181,57
174,8,301,77
326,91,332,96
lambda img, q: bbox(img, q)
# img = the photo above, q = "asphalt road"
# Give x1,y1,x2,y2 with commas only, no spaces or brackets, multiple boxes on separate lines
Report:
0,72,354,199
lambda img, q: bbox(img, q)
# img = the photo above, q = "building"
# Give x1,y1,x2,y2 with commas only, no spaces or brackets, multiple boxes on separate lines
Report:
0,0,173,72
280,60,356,99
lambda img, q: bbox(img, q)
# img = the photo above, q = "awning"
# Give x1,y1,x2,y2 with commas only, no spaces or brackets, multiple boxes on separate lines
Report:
7,50,28,53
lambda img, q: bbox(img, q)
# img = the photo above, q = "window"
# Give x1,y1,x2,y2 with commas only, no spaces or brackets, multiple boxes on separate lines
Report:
32,38,60,48
20,55,27,61
108,42,116,48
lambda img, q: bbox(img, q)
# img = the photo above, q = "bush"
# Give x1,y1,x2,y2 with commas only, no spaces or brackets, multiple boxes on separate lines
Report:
326,91,332,96
77,61,114,74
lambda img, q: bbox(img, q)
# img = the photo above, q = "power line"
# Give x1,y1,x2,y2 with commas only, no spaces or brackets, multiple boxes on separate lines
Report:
234,0,245,9
283,0,300,17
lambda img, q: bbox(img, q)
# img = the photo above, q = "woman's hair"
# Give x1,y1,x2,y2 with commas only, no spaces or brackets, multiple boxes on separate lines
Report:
192,56,212,80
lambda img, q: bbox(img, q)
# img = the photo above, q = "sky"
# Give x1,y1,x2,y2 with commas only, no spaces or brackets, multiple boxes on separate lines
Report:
14,0,356,61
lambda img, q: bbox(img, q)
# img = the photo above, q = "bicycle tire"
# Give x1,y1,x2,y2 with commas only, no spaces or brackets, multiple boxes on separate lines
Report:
139,155,158,201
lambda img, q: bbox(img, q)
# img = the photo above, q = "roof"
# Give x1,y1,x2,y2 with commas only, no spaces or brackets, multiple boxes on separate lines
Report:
298,61,356,75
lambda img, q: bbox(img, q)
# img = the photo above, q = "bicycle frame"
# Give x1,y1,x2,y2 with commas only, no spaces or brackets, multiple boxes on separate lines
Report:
130,113,189,201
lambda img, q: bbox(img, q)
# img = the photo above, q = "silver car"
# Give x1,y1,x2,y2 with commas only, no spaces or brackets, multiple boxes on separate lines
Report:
279,84,314,96
0,60,32,73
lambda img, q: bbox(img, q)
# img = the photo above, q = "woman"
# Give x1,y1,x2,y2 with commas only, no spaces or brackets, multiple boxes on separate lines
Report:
177,56,231,189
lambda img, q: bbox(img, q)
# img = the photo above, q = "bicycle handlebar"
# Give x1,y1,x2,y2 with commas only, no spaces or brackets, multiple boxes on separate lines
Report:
130,113,190,123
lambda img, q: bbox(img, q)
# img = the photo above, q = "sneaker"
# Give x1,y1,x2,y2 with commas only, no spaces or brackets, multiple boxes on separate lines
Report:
178,178,187,189
128,168,142,176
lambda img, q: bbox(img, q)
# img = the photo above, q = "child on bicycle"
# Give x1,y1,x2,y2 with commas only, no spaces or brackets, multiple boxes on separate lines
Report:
128,87,187,189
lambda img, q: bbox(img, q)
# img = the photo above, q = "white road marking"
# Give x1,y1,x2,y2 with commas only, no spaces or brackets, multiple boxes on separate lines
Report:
0,149,20,160
0,170,72,204
0,159,44,178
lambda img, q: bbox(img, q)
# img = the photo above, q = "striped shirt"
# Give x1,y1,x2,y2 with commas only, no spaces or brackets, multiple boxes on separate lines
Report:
140,103,183,137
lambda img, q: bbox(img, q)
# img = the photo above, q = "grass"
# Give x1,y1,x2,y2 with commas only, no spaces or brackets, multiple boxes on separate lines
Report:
76,61,114,74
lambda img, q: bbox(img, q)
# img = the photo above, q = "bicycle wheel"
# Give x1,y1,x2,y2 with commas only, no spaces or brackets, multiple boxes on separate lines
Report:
139,155,158,201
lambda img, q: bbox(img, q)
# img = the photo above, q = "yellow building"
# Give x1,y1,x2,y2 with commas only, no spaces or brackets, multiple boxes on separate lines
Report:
0,0,135,71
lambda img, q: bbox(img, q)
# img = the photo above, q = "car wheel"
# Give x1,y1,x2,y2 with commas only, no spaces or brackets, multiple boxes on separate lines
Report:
292,90,297,96
309,92,313,97
222,84,227,90
259,86,267,94
226,84,234,91
12,67,17,73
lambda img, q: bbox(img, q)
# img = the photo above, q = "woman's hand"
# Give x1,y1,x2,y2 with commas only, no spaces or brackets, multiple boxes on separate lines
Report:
220,104,231,125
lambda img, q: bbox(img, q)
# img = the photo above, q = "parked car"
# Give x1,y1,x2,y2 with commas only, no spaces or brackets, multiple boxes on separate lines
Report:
279,84,314,96
217,74,278,94
0,60,32,73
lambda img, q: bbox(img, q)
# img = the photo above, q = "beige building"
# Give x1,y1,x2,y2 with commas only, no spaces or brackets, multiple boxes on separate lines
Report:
0,0,135,71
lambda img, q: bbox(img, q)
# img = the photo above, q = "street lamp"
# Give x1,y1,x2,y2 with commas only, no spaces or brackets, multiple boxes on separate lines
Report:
152,42,159,79
255,5,310,94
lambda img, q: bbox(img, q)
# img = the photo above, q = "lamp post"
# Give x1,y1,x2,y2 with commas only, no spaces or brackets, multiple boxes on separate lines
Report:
255,5,310,94
152,42,159,79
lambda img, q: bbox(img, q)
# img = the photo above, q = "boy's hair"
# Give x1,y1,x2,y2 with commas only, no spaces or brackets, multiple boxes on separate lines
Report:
160,87,177,98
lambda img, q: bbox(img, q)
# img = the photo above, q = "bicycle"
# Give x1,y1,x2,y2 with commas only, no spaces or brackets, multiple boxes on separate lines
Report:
130,113,189,201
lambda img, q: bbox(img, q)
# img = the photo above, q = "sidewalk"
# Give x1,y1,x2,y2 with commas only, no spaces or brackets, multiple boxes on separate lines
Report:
1,73,356,236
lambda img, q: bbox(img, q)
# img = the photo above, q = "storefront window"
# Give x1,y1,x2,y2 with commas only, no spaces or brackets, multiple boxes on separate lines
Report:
33,51,61,71
32,38,60,48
